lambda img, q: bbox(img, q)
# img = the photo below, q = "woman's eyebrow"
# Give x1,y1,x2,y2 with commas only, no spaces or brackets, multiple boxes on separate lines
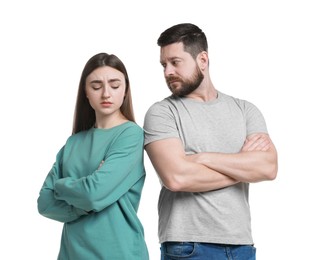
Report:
89,78,121,84
89,79,103,84
108,78,121,83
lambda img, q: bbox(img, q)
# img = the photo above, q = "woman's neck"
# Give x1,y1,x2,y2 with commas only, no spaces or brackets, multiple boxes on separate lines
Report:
95,112,128,129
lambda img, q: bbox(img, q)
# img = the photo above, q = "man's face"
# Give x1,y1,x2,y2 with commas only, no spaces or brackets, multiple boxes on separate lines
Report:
160,42,204,97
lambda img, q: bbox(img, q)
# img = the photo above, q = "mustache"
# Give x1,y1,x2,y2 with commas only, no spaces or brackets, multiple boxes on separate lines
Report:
166,76,182,83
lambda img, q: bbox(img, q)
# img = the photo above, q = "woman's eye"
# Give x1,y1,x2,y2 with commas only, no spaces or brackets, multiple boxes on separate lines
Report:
111,85,120,89
91,84,101,90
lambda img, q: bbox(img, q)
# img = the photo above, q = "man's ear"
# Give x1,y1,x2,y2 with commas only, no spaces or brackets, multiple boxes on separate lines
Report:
198,51,209,71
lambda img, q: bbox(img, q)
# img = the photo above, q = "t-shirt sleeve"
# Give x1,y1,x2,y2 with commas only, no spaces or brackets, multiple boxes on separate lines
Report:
143,100,180,146
244,100,268,136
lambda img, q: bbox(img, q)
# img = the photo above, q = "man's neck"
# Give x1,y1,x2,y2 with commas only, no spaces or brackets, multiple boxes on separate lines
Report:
186,78,217,102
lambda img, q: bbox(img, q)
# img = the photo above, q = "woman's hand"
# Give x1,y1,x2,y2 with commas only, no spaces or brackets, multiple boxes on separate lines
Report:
98,160,104,170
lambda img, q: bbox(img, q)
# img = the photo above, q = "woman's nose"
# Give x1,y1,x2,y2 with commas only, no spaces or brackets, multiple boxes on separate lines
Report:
101,87,110,98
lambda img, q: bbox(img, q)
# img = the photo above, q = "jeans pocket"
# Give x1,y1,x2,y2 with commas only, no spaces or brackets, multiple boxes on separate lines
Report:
162,242,196,258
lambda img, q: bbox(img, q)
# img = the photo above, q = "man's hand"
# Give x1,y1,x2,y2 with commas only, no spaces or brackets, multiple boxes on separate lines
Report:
185,133,277,182
242,134,271,152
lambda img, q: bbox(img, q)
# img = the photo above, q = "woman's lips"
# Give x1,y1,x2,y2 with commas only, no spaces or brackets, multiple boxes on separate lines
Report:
100,102,112,107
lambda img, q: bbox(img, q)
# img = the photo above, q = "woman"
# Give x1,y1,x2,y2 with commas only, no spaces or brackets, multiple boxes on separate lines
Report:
37,53,149,259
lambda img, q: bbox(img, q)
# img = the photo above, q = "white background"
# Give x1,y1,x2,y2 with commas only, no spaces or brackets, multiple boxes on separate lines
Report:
1,0,308,259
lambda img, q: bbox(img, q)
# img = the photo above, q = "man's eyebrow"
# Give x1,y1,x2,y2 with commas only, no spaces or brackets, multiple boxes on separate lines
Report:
161,56,182,63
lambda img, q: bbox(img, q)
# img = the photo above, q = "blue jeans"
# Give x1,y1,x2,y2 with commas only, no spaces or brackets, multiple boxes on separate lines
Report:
160,242,256,260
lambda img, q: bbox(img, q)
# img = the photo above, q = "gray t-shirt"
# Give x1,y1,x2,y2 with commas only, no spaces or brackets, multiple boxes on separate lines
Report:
143,91,267,245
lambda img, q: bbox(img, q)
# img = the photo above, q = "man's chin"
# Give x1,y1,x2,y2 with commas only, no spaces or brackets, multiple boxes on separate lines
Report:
169,88,180,96
171,89,182,97
169,83,181,90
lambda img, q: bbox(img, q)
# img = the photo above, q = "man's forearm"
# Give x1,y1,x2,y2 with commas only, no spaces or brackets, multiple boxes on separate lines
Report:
188,149,277,183
145,138,239,193
170,160,239,192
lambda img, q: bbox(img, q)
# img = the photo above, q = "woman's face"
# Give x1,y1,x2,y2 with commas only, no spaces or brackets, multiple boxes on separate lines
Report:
85,66,126,120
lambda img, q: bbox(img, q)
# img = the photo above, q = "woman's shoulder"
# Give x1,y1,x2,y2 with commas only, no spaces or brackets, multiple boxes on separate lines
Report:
120,121,144,136
65,121,143,145
68,129,89,140
93,121,144,137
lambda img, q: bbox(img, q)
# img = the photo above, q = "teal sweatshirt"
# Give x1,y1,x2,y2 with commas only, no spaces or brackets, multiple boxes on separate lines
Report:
37,121,149,259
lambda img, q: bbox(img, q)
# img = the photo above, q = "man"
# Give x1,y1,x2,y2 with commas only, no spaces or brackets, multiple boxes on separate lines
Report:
143,23,278,260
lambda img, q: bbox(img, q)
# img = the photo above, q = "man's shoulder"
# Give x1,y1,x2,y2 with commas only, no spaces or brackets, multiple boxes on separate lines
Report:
146,96,176,111
219,91,254,107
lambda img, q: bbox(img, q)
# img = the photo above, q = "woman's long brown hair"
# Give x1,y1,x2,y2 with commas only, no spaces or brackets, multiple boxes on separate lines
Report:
72,53,135,134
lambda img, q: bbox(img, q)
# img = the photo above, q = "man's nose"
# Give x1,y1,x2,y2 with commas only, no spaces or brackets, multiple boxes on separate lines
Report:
164,64,175,77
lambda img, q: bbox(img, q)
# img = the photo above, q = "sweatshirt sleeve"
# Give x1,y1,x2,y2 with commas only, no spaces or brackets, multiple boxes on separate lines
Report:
37,147,89,222
53,125,145,212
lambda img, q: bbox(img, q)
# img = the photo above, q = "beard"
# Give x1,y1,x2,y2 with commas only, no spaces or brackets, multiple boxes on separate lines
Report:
166,66,204,97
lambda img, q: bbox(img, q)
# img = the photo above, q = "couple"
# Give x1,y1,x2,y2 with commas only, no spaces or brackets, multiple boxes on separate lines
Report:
37,23,278,260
